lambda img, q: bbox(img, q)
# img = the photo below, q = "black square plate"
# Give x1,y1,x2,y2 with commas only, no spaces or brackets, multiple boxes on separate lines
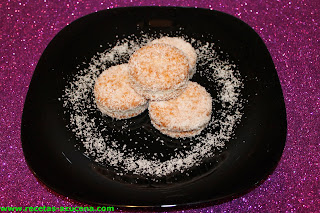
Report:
22,7,287,207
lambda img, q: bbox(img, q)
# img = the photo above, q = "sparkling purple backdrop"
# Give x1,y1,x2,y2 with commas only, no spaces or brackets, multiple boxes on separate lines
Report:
1,0,319,212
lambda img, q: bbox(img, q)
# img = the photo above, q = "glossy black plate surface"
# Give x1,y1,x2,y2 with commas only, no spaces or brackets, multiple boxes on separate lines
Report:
21,7,287,207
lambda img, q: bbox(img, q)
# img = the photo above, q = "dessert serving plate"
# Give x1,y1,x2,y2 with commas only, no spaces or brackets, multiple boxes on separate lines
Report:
21,7,287,207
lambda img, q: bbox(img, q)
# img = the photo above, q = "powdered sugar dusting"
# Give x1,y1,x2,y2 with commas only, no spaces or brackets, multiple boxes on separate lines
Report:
62,34,244,178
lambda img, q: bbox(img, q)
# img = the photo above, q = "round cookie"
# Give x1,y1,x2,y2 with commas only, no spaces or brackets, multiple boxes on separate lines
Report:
128,43,190,101
148,81,212,138
151,37,197,78
94,64,148,119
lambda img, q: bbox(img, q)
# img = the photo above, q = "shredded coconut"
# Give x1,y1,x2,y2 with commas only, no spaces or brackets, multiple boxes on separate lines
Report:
151,37,197,77
62,33,244,178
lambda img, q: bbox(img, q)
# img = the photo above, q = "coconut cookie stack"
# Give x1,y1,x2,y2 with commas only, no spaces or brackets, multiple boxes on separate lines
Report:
94,37,212,138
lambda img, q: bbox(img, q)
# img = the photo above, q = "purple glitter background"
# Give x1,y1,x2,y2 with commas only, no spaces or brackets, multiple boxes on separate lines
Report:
1,0,319,212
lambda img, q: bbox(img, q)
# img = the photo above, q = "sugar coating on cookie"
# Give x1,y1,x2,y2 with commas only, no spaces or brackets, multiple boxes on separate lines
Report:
94,64,148,119
151,37,197,78
128,43,190,101
149,81,212,138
